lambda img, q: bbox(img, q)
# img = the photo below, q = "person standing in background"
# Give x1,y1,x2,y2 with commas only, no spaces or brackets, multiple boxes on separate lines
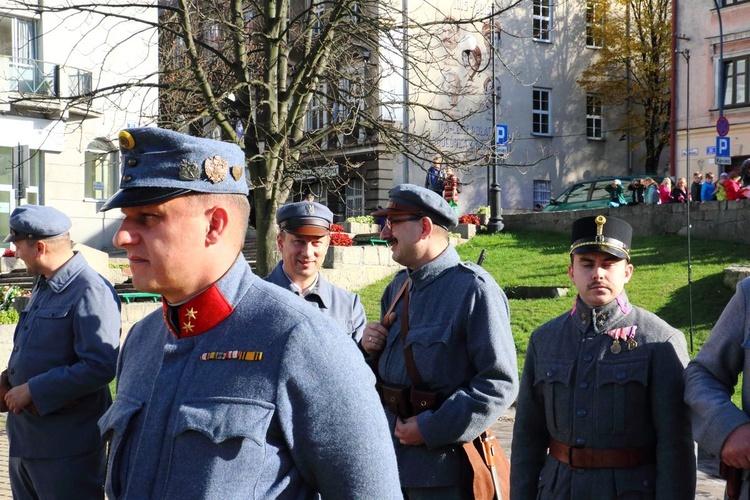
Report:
690,172,703,202
701,172,716,202
442,166,460,214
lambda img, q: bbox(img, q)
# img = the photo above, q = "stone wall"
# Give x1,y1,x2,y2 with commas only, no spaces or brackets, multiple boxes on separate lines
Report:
502,199,750,242
323,245,401,291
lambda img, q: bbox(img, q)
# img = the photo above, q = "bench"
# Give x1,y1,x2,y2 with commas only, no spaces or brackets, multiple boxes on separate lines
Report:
119,292,161,304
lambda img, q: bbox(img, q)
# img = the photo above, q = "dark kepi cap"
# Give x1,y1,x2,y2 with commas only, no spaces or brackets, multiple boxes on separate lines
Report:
100,127,248,211
276,202,333,237
4,205,72,243
570,215,632,261
371,184,458,229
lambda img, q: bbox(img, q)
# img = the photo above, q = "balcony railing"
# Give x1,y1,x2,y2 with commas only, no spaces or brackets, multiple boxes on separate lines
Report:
1,56,93,98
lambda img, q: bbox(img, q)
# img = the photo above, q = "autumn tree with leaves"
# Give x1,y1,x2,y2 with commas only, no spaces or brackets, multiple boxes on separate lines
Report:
578,0,672,173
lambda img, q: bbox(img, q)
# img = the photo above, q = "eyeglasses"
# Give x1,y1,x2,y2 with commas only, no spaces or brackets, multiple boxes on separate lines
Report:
384,216,422,230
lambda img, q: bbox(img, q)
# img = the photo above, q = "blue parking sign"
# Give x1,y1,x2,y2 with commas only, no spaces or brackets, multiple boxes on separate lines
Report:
496,124,508,145
717,136,731,157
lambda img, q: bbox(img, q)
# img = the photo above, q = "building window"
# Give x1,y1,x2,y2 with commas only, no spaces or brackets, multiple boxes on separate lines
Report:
533,180,551,208
84,138,119,200
724,56,749,108
306,85,327,131
586,0,603,48
587,94,603,139
532,88,551,135
533,0,551,42
345,177,365,218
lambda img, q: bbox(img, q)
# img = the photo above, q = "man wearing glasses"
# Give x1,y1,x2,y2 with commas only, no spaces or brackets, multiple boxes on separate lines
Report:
362,183,518,498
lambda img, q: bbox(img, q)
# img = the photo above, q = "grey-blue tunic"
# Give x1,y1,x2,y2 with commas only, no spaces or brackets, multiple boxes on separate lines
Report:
100,255,401,499
7,252,120,459
375,245,518,488
685,277,750,497
511,293,695,499
265,261,366,341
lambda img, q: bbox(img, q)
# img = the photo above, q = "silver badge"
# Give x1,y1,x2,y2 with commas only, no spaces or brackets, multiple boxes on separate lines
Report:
305,204,315,215
179,159,201,180
204,155,228,184
610,339,621,354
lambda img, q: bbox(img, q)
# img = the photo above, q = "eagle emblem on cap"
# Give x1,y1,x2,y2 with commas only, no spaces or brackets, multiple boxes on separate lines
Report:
204,155,228,184
305,204,315,215
179,159,201,180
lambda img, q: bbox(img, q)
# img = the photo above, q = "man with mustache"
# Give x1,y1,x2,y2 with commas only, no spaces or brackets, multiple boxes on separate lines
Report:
362,183,518,498
510,215,695,499
97,127,401,499
265,201,366,341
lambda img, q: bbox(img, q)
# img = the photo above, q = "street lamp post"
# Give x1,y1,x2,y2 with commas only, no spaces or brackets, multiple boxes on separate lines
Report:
487,2,504,233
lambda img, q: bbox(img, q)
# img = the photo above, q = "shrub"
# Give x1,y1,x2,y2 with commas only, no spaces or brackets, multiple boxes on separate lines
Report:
0,309,19,324
345,215,375,224
477,206,491,215
330,232,353,246
331,224,344,233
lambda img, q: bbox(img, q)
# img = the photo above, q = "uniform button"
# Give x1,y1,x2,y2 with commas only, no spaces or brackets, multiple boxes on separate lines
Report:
127,158,137,167
9,369,14,375
12,346,17,352
546,370,554,377
579,381,589,389
576,408,587,417
575,437,586,446
642,479,650,487
123,174,133,183
616,372,626,380
583,354,593,362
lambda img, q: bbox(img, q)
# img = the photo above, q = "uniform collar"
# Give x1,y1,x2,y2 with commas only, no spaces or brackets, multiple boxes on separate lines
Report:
38,252,86,294
269,261,330,308
407,244,458,289
570,292,632,335
162,255,250,338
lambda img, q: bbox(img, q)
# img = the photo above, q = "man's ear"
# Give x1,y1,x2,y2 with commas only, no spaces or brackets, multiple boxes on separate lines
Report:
205,206,229,245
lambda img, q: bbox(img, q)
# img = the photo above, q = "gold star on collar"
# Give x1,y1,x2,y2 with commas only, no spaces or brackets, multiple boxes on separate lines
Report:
183,321,195,333
597,313,608,327
579,311,588,324
185,308,197,320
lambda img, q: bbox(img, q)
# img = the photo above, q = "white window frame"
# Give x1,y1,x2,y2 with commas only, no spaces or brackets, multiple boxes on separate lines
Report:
585,0,603,48
345,177,365,218
586,93,603,139
532,87,551,136
533,179,551,208
84,139,119,201
533,0,552,43
306,84,328,131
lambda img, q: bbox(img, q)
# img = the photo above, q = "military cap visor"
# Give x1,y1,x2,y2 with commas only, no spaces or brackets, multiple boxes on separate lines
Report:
100,187,193,211
371,202,424,219
4,205,73,243
3,228,67,243
279,217,331,237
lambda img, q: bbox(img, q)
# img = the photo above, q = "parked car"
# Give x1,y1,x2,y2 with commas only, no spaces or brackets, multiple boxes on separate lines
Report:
542,175,665,212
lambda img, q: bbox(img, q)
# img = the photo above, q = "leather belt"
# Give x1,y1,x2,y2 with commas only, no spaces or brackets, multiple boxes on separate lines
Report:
549,438,656,469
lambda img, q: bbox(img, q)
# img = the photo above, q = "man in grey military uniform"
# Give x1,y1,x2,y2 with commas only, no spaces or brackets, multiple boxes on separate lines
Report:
362,183,518,498
685,267,750,497
3,205,120,499
265,201,366,341
97,127,401,499
511,215,695,499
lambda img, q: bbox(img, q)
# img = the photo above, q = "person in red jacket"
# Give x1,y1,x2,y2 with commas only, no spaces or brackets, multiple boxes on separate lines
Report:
725,171,743,200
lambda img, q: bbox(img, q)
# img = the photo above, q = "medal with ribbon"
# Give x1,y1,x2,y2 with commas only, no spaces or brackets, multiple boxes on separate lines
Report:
607,326,638,354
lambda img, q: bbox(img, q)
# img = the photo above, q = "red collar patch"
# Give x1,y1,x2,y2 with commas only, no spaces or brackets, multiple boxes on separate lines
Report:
162,285,234,338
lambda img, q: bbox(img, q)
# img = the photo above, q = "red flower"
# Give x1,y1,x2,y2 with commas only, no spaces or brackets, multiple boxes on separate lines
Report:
330,232,353,246
458,214,480,226
2,248,14,257
331,224,344,233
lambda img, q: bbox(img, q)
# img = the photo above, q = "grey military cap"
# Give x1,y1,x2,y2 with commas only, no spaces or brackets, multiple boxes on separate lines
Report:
101,127,248,211
4,205,72,242
372,184,458,229
276,202,333,237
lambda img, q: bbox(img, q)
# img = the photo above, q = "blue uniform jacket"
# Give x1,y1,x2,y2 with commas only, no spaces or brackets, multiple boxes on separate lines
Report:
685,277,750,496
376,245,518,488
6,252,120,459
511,293,694,499
265,261,366,341
100,255,401,499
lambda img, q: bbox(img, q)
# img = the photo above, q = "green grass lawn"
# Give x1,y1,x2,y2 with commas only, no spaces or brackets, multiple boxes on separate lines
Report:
356,229,748,392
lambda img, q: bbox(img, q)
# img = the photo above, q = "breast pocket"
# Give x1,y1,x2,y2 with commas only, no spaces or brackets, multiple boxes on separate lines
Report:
98,394,144,499
534,361,574,434
27,305,74,350
404,323,452,384
596,357,650,435
163,398,275,498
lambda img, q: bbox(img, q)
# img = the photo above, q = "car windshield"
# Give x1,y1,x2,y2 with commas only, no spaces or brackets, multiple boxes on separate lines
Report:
564,184,589,203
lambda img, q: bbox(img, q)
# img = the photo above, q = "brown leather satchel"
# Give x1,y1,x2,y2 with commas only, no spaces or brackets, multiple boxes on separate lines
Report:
463,428,510,500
